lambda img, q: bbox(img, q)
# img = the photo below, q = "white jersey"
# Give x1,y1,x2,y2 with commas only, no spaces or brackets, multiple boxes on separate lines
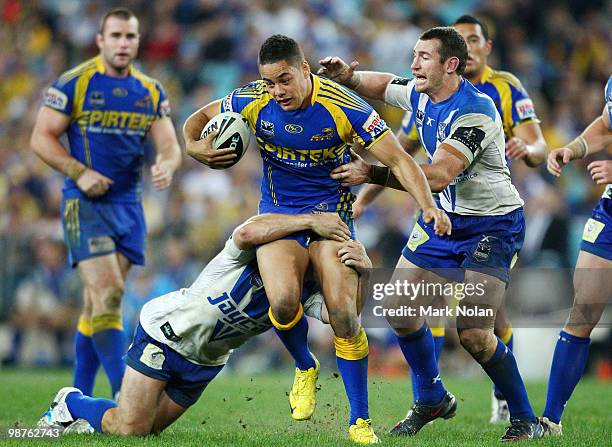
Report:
384,77,524,216
139,238,321,366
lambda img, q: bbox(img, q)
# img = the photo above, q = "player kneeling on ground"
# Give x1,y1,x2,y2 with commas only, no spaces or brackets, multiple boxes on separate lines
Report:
38,213,375,443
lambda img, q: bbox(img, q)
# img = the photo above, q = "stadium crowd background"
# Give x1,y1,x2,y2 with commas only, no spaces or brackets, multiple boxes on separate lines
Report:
0,0,610,377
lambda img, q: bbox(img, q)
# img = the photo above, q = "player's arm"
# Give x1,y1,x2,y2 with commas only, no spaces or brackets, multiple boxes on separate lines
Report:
232,213,352,250
149,117,182,191
318,57,394,101
548,105,612,177
506,121,548,167
182,99,238,168
30,107,113,197
366,132,451,235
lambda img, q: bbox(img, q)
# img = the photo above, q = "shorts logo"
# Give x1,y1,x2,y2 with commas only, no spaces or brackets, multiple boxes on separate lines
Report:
88,91,105,107
87,236,115,254
43,87,68,110
582,218,604,243
313,202,329,212
407,222,429,252
260,120,274,138
285,124,303,134
515,98,536,120
473,235,497,262
112,87,128,97
140,343,165,370
160,321,182,342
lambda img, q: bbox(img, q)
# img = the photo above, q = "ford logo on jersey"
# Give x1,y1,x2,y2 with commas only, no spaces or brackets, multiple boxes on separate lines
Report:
285,124,303,134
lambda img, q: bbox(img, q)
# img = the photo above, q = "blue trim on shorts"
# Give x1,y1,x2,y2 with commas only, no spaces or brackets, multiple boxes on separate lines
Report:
125,324,224,408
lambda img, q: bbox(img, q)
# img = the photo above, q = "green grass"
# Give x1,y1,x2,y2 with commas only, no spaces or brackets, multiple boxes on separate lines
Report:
1,368,610,446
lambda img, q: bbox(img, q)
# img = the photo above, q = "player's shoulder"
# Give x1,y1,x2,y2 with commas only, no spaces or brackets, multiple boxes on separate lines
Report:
315,75,371,113
488,68,525,91
130,66,165,91
232,80,269,98
56,56,101,87
456,81,498,121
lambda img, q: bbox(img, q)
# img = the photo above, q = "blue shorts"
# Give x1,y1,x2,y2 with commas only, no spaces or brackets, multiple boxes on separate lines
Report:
125,324,224,408
258,200,355,248
580,198,612,260
61,197,146,267
401,208,525,283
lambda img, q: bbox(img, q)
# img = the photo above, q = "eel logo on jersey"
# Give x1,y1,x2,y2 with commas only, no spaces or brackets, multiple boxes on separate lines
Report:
43,87,68,110
450,127,485,154
515,98,536,120
260,120,274,138
88,91,105,107
160,322,182,342
140,343,165,370
473,235,497,262
112,87,128,97
285,124,303,134
311,127,335,141
134,95,152,109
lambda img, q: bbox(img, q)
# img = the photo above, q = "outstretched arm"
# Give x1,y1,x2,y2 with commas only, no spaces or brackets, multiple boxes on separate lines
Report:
318,57,394,101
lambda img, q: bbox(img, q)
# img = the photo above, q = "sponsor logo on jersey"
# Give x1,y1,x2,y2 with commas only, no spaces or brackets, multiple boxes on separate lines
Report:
285,124,303,134
363,111,386,134
207,292,270,342
159,99,171,117
260,120,274,138
160,322,182,342
515,98,536,120
390,77,411,85
223,92,233,112
426,117,435,127
310,127,336,141
88,91,105,107
140,343,165,370
44,87,68,110
450,127,485,154
112,87,128,97
87,236,115,254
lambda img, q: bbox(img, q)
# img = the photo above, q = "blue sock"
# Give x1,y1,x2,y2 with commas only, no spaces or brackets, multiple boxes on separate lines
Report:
273,313,315,371
66,391,117,433
397,324,445,405
493,334,513,400
543,331,590,424
481,337,535,421
337,356,369,424
92,329,125,397
410,335,445,402
73,331,100,396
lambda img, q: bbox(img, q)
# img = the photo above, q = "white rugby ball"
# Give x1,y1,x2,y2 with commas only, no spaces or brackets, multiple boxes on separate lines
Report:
200,112,251,165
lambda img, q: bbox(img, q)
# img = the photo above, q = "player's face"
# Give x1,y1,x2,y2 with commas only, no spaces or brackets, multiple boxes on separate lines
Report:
411,39,446,95
454,23,491,79
260,60,311,111
96,16,140,75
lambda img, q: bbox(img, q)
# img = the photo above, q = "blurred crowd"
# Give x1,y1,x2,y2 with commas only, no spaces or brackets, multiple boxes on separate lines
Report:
0,0,610,370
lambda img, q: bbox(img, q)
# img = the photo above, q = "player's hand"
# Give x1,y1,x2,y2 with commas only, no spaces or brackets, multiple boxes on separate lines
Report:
547,147,573,177
186,129,237,169
338,239,372,274
587,160,612,184
352,199,367,220
150,160,175,191
505,137,529,160
422,207,452,236
309,213,352,242
76,169,113,198
330,150,371,186
317,57,360,85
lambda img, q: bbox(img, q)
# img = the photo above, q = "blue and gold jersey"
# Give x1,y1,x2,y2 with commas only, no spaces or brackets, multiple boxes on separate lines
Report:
221,75,389,217
43,56,170,202
400,65,539,146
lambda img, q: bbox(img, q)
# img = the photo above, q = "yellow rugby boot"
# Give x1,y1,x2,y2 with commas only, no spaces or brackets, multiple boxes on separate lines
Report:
289,354,320,420
349,418,380,444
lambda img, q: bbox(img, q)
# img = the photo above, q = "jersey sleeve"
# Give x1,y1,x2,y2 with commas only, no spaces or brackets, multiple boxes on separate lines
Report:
384,77,415,111
220,81,267,129
443,113,499,165
224,237,256,265
42,77,77,116
605,76,612,130
509,81,538,128
156,82,171,119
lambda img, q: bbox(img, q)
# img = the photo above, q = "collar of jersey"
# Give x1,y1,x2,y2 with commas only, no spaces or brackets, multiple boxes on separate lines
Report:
477,65,494,85
310,73,321,107
93,55,133,76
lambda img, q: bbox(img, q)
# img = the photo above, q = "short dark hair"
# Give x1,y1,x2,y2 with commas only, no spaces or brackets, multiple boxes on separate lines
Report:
453,14,490,41
419,27,467,76
99,7,138,34
258,34,304,67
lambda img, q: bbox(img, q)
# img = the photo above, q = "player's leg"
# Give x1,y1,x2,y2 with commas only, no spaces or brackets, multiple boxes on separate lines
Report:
309,239,377,443
73,288,100,396
490,292,513,423
78,253,128,399
542,250,611,430
458,270,540,440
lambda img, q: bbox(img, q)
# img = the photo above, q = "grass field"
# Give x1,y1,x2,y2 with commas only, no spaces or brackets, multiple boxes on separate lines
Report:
1,368,610,446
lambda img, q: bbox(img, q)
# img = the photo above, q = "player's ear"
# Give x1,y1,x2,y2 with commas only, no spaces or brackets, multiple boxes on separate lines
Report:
447,56,460,74
96,32,104,50
484,39,493,56
302,60,310,78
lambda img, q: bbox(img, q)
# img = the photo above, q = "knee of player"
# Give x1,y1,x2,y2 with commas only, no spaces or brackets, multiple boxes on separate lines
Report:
270,301,301,325
91,285,124,313
328,309,359,338
117,420,153,437
458,327,491,356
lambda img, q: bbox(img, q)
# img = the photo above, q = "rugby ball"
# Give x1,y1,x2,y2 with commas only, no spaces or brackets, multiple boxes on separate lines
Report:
200,112,251,165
